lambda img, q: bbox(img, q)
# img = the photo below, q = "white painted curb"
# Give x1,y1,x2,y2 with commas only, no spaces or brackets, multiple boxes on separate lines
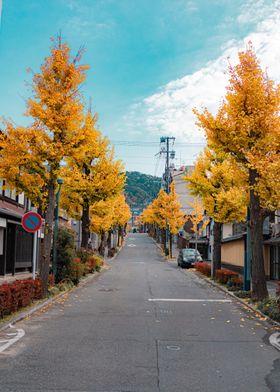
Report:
269,333,280,351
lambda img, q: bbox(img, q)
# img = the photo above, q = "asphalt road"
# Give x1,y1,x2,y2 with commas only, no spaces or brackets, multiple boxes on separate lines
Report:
0,233,280,392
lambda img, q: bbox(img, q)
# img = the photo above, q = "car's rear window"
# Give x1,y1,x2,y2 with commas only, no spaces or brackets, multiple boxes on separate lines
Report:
182,249,199,256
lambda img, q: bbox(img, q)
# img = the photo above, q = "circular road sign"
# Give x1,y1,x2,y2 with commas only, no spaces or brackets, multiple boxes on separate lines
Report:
22,212,43,233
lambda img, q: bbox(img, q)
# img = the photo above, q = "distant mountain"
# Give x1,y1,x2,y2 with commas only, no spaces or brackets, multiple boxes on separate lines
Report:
125,171,161,212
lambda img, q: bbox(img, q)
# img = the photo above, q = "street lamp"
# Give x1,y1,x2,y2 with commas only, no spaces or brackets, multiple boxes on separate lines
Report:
52,178,64,280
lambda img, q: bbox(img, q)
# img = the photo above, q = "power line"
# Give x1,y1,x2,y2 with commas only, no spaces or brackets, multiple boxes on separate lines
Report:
111,140,205,147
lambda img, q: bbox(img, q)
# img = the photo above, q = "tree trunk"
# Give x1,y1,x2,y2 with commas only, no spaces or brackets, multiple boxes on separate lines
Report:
107,230,112,257
40,180,55,297
249,169,268,301
213,221,222,276
81,199,90,249
155,225,159,241
169,233,172,258
161,228,167,254
98,231,106,257
119,226,124,246
117,227,121,247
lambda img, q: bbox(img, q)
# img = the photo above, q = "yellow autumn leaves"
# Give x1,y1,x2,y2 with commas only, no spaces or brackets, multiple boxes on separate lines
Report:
141,183,185,236
0,35,131,291
187,44,280,300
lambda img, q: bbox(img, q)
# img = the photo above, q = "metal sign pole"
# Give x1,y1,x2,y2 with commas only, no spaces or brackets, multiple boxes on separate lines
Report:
32,231,37,280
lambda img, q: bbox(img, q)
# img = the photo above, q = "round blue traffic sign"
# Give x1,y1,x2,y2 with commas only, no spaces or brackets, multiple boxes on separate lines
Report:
22,212,43,233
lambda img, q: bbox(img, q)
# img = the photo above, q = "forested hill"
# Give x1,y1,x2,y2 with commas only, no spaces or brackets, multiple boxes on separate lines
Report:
125,171,162,211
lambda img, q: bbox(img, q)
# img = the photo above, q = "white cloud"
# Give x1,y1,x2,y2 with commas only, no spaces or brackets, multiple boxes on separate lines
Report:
186,1,199,13
133,0,280,142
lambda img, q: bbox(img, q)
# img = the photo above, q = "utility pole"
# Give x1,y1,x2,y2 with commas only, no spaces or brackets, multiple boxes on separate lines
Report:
156,137,175,256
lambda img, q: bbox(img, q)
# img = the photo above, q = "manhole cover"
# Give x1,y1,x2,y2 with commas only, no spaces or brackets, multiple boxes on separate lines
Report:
98,288,114,292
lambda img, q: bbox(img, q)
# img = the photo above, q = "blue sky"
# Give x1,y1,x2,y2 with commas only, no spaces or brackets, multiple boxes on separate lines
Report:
0,0,279,174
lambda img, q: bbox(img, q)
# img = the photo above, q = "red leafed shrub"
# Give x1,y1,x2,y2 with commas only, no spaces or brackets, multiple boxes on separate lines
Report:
215,269,239,284
33,278,43,300
0,285,12,317
48,274,55,288
230,276,243,286
0,278,43,318
16,279,34,307
86,255,104,273
194,262,211,277
9,283,22,312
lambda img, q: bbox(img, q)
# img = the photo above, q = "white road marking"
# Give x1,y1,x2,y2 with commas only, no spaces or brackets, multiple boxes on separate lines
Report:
128,244,136,247
166,345,181,351
148,298,232,303
269,332,280,351
0,326,25,353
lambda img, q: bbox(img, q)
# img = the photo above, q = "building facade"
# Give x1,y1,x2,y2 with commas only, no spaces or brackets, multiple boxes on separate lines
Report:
0,181,37,276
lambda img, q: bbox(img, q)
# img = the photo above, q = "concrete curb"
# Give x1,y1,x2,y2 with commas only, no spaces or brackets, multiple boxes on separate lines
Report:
105,237,126,263
0,265,109,333
188,269,280,329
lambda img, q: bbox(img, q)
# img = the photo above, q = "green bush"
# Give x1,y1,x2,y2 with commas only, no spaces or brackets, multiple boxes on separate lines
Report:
57,280,74,292
257,297,280,322
56,227,76,284
234,290,252,298
70,260,86,285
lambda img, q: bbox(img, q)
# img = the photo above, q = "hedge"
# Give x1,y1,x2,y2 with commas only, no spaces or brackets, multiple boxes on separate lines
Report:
0,278,43,318
215,269,239,284
194,262,211,277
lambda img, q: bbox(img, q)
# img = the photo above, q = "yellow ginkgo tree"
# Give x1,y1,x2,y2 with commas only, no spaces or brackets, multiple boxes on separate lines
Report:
90,194,131,256
141,184,184,257
0,35,88,295
61,109,126,248
185,148,248,275
165,183,185,256
194,45,280,300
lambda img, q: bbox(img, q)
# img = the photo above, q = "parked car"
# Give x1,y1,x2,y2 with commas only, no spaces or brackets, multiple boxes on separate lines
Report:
177,248,203,268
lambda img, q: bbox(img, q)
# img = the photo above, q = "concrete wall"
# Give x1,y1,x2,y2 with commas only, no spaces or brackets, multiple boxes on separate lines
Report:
222,224,233,239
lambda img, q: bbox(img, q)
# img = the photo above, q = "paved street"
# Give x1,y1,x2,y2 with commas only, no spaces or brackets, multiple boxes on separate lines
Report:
0,233,280,392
